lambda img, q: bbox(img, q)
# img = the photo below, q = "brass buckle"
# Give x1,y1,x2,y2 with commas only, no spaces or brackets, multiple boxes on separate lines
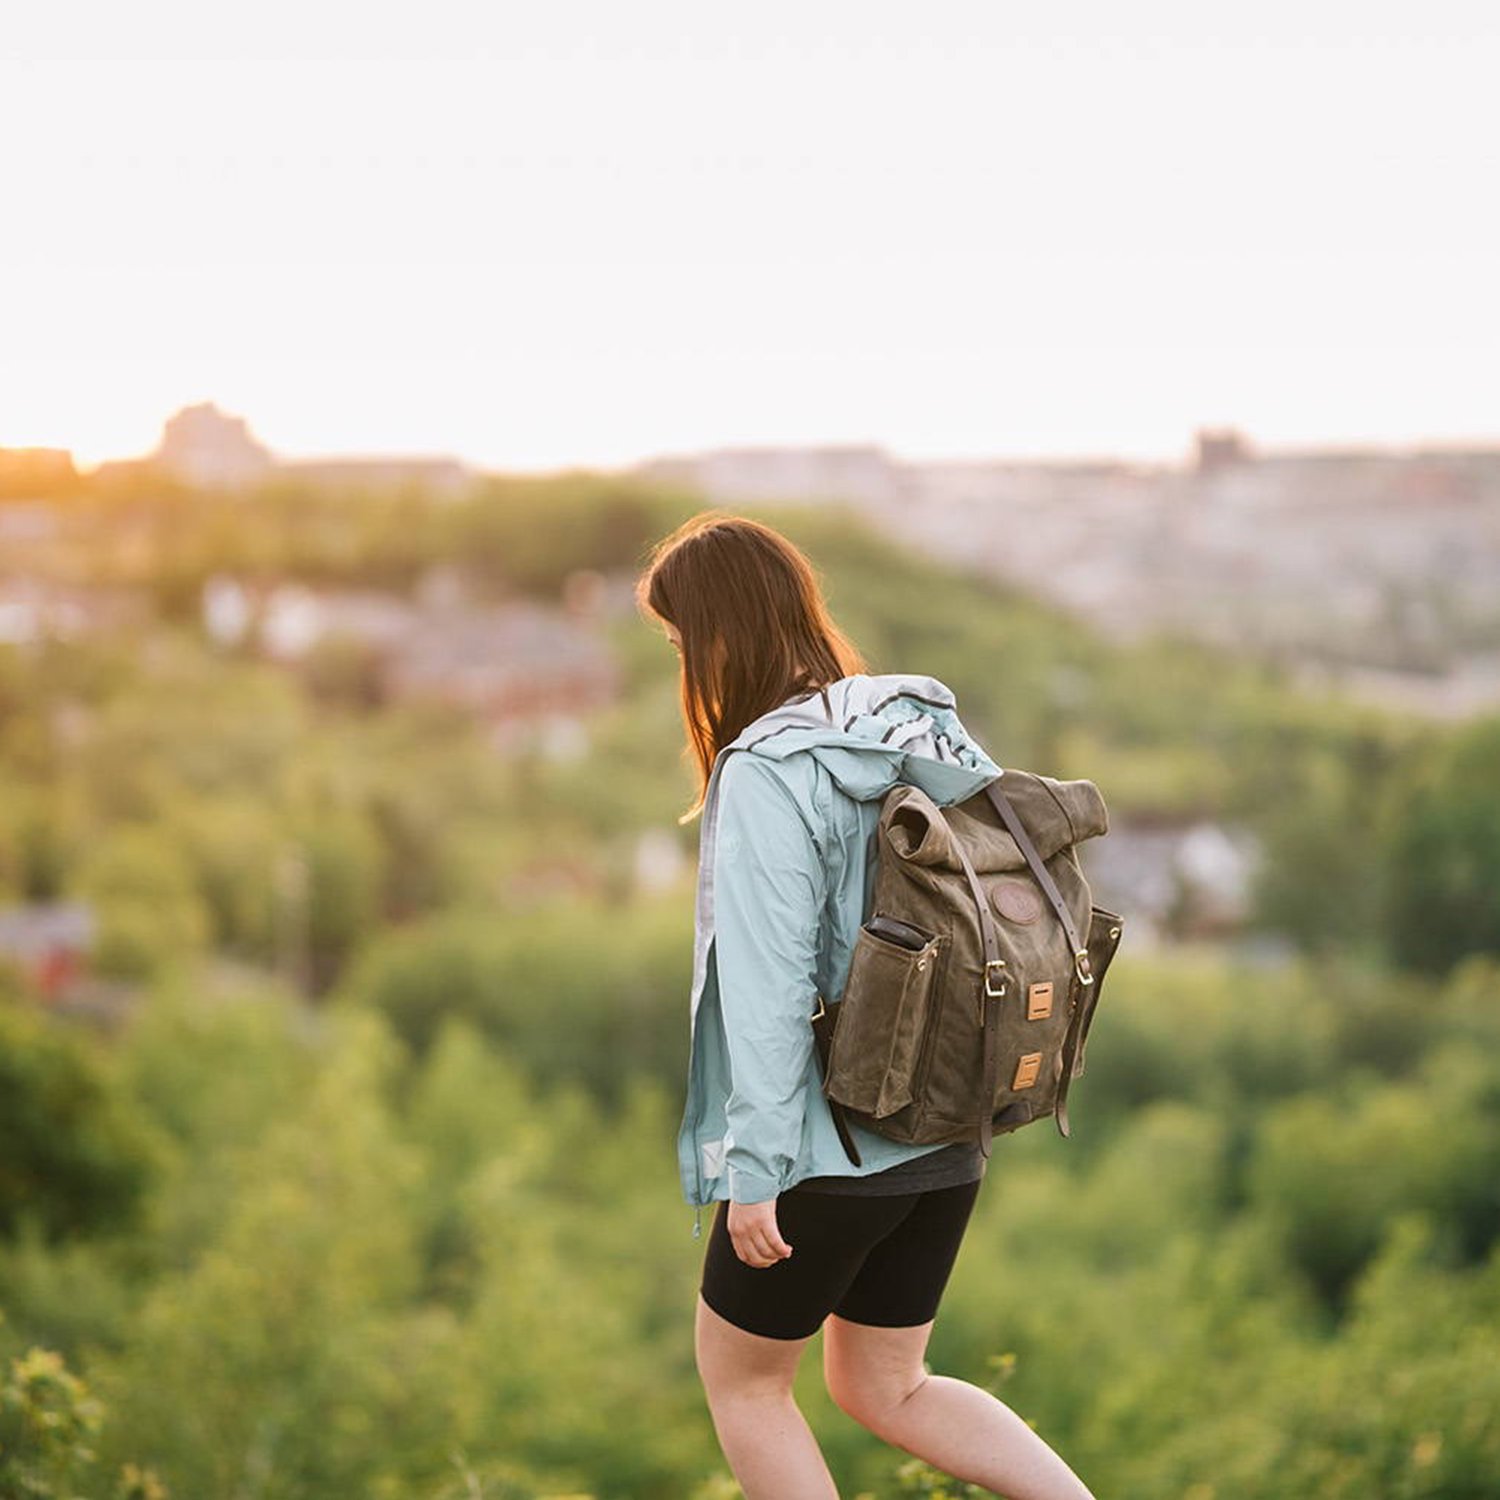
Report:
1074,950,1094,985
980,960,1008,1026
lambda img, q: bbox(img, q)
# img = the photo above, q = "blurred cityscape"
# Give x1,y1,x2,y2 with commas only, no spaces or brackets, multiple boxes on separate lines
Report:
10,401,1499,719
641,430,1500,718
3,401,1498,1005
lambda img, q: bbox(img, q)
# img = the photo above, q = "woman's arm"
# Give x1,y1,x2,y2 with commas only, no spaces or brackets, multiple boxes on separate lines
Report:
711,751,827,1259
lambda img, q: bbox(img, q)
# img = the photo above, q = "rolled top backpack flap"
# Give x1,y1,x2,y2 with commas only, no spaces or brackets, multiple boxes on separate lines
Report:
891,770,1108,877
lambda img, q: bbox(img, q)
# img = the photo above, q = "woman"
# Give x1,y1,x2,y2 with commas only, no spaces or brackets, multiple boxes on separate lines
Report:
638,512,1097,1500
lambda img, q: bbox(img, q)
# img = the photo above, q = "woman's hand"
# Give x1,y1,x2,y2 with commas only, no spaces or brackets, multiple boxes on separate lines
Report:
727,1197,794,1268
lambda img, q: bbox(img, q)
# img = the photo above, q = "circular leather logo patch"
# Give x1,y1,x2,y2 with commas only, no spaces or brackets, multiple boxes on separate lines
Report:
992,881,1042,924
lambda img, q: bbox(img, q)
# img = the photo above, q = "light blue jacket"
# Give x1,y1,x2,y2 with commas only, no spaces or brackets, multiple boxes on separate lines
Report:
675,671,1005,1237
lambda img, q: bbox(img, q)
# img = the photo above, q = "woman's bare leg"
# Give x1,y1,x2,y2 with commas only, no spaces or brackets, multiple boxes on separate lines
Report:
823,1312,1096,1500
694,1293,839,1499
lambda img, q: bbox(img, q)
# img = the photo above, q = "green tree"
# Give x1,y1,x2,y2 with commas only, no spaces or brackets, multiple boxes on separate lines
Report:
1381,715,1500,973
75,825,211,982
0,992,160,1243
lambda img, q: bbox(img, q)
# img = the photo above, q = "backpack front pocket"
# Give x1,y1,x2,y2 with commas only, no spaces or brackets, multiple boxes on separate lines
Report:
825,922,942,1118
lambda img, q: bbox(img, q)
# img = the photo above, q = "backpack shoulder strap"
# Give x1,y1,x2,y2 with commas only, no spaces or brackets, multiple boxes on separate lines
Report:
939,810,1006,1159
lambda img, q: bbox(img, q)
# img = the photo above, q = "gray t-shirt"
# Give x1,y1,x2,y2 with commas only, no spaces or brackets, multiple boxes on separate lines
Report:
792,1139,987,1195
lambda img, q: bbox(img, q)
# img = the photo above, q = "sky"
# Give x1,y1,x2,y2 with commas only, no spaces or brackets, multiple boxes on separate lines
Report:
1,2,1496,474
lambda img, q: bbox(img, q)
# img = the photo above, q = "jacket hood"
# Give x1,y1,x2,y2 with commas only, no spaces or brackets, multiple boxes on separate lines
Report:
723,672,1004,806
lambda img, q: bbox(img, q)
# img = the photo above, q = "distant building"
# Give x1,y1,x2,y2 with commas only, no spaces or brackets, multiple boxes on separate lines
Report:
276,457,474,498
638,444,908,507
0,901,94,1001
1078,817,1262,943
0,446,77,494
202,574,255,647
218,579,622,752
256,584,417,660
0,578,149,645
0,500,62,545
156,402,275,488
1194,426,1254,474
385,600,621,749
95,404,474,497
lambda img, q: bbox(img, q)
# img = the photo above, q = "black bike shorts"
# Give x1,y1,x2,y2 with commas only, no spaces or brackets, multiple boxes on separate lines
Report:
698,1177,982,1341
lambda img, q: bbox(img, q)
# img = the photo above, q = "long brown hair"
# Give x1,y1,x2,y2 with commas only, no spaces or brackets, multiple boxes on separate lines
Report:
637,511,867,824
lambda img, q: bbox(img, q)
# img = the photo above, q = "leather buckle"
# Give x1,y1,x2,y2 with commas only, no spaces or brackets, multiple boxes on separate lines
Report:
981,959,1007,1025
1074,950,1094,986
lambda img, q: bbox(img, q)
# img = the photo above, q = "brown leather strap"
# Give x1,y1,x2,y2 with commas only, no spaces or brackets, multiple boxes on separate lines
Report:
985,783,1089,965
1051,974,1089,1137
828,1095,863,1167
939,808,1005,1159
985,781,1094,1137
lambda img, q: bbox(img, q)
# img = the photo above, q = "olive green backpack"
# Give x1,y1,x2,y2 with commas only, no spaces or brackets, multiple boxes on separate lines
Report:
812,770,1124,1163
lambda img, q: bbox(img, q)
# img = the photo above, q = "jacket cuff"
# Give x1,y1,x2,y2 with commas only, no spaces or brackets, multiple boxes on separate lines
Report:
728,1166,782,1205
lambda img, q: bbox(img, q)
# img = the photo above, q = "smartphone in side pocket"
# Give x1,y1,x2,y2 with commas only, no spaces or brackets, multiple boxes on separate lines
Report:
864,913,934,951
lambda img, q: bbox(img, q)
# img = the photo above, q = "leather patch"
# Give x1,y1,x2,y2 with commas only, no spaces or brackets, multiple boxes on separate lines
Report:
992,881,1042,924
1012,1052,1042,1089
1026,981,1053,1020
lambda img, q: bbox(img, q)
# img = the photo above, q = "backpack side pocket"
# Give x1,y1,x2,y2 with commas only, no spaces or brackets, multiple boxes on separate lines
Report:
825,922,942,1118
1071,906,1124,1079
